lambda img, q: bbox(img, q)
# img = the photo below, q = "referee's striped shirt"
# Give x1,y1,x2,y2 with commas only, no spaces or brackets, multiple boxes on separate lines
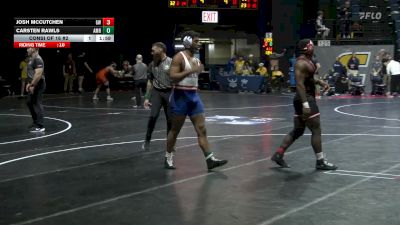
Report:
148,57,172,90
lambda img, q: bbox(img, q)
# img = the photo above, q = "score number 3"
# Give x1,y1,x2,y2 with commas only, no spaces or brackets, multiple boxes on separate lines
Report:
102,18,114,26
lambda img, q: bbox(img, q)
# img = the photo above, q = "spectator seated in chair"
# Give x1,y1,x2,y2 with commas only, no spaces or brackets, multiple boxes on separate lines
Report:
329,59,349,95
242,61,253,75
271,68,285,91
316,10,330,39
255,63,268,76
349,74,365,95
323,70,337,95
370,72,386,95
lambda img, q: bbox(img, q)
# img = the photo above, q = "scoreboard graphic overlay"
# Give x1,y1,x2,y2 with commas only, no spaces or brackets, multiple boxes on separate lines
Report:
168,0,258,9
14,17,115,48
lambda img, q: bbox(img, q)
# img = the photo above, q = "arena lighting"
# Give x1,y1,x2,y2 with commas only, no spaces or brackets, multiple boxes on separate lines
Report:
174,37,214,44
199,38,214,43
175,44,184,48
174,37,212,41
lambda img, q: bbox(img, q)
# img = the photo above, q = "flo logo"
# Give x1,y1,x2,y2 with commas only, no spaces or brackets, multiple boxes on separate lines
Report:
337,52,371,68
359,12,382,20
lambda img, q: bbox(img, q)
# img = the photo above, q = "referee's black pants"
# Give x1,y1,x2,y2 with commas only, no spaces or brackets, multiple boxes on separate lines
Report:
145,88,172,142
27,79,46,128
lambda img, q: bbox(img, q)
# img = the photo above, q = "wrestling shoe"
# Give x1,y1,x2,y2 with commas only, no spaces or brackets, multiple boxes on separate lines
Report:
271,152,290,168
164,152,176,169
316,158,337,170
206,154,228,170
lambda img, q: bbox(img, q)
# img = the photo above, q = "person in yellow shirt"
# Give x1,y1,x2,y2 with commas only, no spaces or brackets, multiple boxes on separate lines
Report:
242,61,253,75
234,56,245,75
255,63,267,76
271,67,285,91
19,55,29,97
256,63,269,93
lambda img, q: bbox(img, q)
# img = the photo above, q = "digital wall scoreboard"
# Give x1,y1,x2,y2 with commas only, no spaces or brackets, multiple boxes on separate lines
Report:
168,0,258,10
263,32,273,55
14,17,115,48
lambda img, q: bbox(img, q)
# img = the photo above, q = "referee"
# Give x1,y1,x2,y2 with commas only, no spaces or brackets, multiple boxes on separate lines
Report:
26,48,46,132
142,42,172,150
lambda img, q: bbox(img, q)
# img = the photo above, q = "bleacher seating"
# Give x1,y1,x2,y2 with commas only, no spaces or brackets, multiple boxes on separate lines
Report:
334,0,393,44
388,0,400,56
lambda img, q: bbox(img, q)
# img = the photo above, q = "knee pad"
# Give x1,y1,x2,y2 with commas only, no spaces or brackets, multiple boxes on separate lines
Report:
104,82,109,88
290,128,305,140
